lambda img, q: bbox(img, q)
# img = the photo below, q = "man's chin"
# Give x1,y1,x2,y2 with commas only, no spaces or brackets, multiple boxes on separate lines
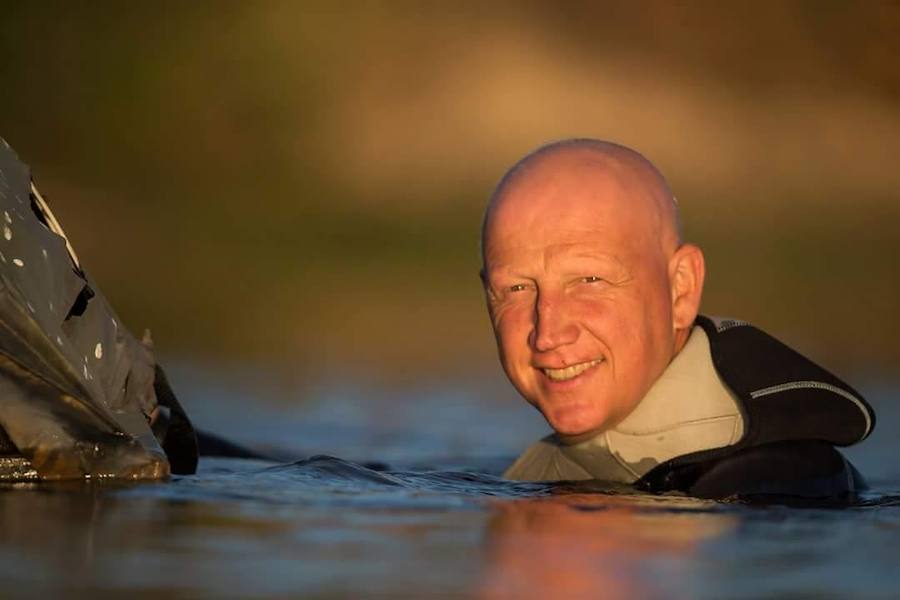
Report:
544,409,611,443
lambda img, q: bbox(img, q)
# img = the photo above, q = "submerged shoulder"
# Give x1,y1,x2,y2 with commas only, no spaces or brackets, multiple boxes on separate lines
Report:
637,440,865,500
503,435,588,481
503,435,558,480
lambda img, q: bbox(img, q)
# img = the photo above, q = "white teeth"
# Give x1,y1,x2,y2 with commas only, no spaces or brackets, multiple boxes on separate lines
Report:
542,359,604,382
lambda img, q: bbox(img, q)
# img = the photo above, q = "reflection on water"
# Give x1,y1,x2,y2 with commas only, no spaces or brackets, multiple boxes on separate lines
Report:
480,494,736,600
0,370,898,598
0,462,739,598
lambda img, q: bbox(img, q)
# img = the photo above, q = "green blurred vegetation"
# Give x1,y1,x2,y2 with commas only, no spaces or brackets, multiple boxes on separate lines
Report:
0,1,898,380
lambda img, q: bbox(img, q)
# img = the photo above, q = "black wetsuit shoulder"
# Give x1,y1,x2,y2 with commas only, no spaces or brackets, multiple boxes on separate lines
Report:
636,440,864,500
630,316,874,501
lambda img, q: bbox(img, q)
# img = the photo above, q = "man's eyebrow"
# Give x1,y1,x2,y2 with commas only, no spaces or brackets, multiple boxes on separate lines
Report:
487,270,536,281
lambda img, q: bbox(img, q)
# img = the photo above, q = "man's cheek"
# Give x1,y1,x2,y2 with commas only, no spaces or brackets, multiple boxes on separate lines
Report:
582,309,620,348
496,313,528,349
496,326,525,373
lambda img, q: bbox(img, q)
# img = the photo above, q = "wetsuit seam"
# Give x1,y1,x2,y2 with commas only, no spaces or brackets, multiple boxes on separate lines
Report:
750,380,872,438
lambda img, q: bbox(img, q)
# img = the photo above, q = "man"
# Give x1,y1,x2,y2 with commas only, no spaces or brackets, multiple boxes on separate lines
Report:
482,139,874,499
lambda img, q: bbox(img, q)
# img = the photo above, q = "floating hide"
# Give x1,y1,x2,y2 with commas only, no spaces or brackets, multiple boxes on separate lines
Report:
0,138,197,480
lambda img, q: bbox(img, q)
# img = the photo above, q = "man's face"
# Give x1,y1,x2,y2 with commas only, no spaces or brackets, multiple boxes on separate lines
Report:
482,158,677,437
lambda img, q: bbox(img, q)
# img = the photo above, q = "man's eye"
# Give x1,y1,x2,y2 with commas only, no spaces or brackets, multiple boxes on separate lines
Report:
582,276,604,284
509,284,530,292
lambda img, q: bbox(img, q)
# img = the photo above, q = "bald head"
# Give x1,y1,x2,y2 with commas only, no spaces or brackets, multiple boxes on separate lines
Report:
482,139,682,266
480,139,705,436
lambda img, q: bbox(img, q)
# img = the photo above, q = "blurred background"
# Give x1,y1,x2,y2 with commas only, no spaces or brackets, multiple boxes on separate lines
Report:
1,1,897,396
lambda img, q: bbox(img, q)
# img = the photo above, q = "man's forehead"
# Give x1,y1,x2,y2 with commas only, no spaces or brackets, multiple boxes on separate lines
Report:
486,177,649,247
485,215,651,278
486,238,629,266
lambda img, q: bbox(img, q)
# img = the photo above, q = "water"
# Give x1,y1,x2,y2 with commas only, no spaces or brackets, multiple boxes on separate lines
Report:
0,367,897,599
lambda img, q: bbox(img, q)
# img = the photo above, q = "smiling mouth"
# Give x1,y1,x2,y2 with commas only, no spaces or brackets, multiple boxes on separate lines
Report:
541,358,604,382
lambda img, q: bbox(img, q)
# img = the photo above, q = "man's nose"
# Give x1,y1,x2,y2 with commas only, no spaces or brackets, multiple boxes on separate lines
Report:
531,294,579,352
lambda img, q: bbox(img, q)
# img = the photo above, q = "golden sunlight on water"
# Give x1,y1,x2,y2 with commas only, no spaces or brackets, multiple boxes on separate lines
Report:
478,494,737,599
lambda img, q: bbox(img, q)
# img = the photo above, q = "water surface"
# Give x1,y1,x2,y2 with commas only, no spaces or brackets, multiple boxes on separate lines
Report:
1,368,897,599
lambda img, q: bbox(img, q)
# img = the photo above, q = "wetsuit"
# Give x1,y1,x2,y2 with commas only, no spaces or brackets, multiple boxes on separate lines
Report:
506,316,875,500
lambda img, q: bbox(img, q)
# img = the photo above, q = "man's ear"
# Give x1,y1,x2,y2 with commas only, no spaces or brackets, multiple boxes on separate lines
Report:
668,243,706,330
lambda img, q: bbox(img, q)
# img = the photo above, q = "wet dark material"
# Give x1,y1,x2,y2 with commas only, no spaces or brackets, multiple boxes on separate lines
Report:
0,370,897,598
638,439,865,500
0,139,175,480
